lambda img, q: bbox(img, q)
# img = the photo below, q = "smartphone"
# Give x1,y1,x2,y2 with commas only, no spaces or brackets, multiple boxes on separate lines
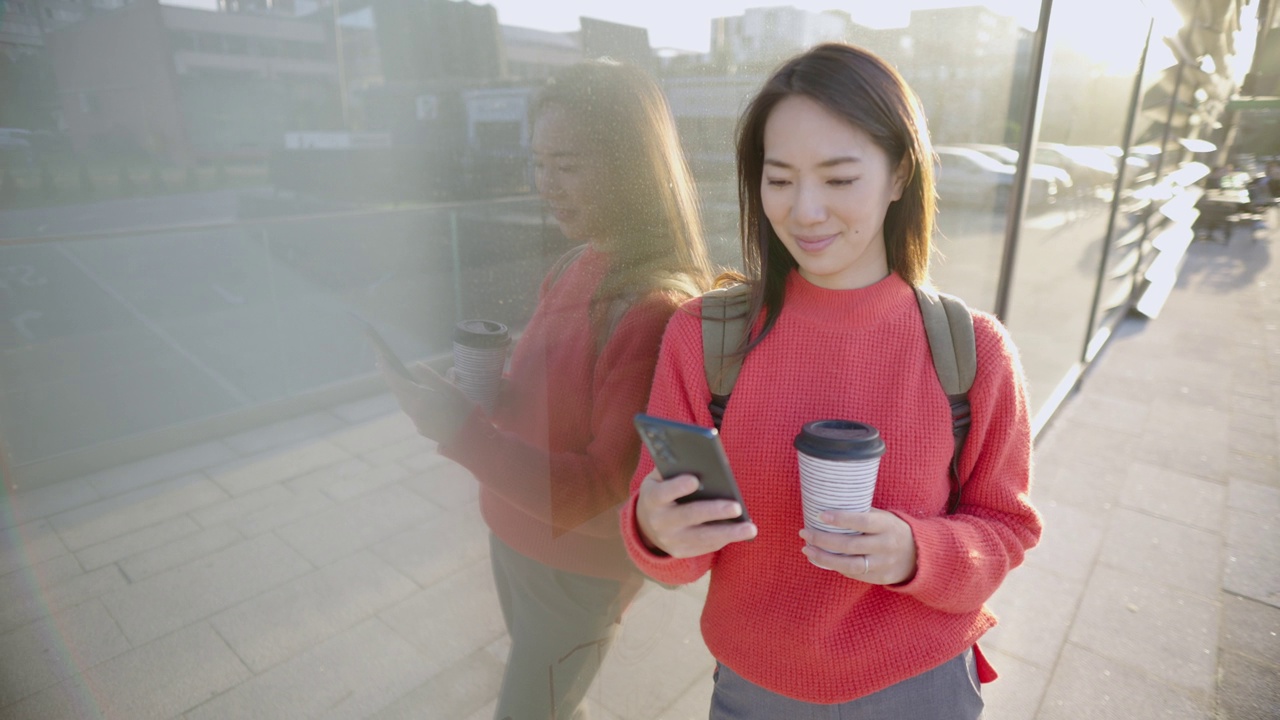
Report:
633,414,750,524
349,312,416,383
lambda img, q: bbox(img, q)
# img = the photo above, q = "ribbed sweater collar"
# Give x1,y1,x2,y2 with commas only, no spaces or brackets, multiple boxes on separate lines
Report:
783,270,913,329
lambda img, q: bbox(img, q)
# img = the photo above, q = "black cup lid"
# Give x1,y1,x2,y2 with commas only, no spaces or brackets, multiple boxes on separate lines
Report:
793,420,886,460
454,319,510,347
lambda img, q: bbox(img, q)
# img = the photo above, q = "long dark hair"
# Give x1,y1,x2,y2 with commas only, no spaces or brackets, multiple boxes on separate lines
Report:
531,60,714,340
731,43,936,351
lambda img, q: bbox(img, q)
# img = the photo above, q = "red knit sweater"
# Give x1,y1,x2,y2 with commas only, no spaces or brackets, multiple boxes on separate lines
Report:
442,245,680,581
620,271,1042,703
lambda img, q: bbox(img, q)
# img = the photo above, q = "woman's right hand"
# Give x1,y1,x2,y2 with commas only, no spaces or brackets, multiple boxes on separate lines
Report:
635,470,758,558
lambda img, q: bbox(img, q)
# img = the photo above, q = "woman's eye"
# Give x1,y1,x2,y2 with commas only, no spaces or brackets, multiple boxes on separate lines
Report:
765,178,791,187
828,178,856,187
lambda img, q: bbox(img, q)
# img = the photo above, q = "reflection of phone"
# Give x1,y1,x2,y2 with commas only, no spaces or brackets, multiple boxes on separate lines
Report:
634,414,750,524
349,312,415,382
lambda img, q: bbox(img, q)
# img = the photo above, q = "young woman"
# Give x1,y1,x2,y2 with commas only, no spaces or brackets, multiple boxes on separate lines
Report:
622,44,1042,717
382,60,713,719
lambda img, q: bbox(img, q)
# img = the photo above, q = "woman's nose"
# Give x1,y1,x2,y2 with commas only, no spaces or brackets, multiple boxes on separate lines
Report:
794,182,827,224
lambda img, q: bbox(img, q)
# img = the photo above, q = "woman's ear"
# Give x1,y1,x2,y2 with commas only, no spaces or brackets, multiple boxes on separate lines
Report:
890,156,911,202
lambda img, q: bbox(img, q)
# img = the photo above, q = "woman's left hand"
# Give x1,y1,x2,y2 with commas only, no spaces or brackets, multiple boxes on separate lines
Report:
377,358,476,444
798,509,918,585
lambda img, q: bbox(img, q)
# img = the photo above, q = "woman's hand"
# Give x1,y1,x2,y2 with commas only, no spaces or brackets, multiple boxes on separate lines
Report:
798,509,918,585
635,470,757,558
377,358,475,444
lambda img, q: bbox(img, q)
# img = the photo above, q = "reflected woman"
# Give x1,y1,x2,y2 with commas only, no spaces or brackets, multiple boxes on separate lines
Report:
382,60,713,719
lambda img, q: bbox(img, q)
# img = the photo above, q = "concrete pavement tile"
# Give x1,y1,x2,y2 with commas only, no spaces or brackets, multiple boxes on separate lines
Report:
0,675,103,720
653,671,715,720
73,516,199,571
1068,566,1219,693
0,518,69,576
3,553,86,594
188,483,293,528
2,478,101,528
184,618,434,720
361,435,433,467
209,440,352,496
1038,644,1211,719
221,412,348,456
326,413,419,455
974,648,1047,720
364,648,503,720
1228,451,1280,487
1231,373,1275,400
1228,479,1280,516
1219,594,1280,666
1054,393,1151,436
1228,426,1277,460
1232,393,1276,419
464,699,497,720
592,585,715,720
379,563,507,678
0,600,130,708
1224,547,1280,609
100,533,312,645
1029,460,1126,513
283,457,372,496
1135,417,1231,483
0,565,126,635
230,488,336,537
1229,410,1275,440
275,484,441,567
1022,500,1106,583
50,474,229,552
1216,651,1280,720
322,462,410,502
401,460,481,511
80,442,238,498
1227,509,1280,561
371,501,488,589
1120,462,1227,533
330,394,400,424
1098,508,1223,600
77,622,250,720
211,551,417,672
981,563,1083,668
118,525,243,582
1032,421,1143,472
400,449,451,474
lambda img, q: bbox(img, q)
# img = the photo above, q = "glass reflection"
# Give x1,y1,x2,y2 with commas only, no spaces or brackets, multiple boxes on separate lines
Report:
379,60,713,719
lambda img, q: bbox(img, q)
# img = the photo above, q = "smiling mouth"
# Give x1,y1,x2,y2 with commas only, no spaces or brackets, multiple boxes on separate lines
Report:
793,234,837,252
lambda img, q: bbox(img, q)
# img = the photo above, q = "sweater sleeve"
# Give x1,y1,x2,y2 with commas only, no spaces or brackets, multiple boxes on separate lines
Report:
619,302,718,585
439,292,677,538
887,312,1042,613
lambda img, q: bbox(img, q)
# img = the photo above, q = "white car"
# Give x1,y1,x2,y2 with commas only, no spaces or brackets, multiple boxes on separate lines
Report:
960,143,1072,206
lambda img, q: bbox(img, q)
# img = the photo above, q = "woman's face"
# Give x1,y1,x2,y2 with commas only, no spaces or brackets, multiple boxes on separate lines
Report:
532,104,612,244
760,94,906,290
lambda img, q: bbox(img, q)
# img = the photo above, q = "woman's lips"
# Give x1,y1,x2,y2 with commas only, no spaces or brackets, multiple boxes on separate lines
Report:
793,233,837,253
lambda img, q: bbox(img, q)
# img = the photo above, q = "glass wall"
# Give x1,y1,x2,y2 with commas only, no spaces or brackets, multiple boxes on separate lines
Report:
0,1,1246,717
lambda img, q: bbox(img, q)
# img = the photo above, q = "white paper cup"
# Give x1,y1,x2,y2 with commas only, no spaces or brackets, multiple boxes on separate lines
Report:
452,319,509,413
794,420,886,536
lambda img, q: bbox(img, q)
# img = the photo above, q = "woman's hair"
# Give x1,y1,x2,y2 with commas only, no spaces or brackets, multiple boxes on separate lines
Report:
531,60,714,337
732,43,935,351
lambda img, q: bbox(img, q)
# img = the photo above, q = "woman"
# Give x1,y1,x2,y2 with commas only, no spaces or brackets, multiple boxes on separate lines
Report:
621,44,1042,717
383,60,713,719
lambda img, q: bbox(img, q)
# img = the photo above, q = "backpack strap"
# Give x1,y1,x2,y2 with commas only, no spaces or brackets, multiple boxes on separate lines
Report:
914,286,977,514
700,284,752,430
547,243,589,289
548,243,631,352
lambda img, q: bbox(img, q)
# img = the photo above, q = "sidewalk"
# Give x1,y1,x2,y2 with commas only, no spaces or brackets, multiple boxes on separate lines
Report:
1,229,1277,719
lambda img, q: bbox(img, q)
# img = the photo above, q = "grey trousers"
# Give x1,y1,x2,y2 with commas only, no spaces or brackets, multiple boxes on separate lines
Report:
710,649,983,720
489,535,644,720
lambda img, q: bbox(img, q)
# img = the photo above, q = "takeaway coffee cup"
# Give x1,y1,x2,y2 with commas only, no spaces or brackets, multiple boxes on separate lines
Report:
452,319,510,413
794,420,886,535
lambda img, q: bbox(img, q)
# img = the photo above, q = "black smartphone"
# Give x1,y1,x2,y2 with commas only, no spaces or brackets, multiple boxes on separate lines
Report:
633,414,750,524
349,312,416,383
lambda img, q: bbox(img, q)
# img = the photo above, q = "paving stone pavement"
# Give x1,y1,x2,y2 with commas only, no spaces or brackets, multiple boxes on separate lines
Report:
1,229,1276,719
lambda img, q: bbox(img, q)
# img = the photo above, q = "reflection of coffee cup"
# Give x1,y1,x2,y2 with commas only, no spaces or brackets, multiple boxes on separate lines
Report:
452,320,509,414
794,420,886,536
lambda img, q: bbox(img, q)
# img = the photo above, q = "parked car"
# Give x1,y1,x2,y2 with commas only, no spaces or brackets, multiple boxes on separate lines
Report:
959,143,1070,207
934,146,1015,209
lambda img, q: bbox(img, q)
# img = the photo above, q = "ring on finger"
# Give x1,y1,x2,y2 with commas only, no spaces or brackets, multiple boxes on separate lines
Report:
861,555,870,574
